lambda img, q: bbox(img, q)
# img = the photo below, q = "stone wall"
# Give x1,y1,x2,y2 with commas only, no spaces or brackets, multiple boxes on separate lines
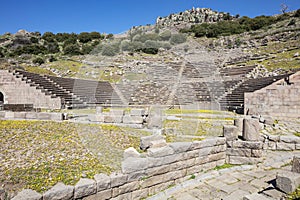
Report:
0,70,61,109
12,137,227,200
10,117,300,200
0,111,62,121
244,71,300,120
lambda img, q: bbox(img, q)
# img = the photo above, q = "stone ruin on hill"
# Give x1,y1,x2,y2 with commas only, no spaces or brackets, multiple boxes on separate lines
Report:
156,7,234,28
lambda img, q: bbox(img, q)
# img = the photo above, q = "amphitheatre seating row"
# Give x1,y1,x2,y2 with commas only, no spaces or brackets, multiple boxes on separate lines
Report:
14,70,84,108
219,74,291,113
13,70,123,108
45,75,124,105
219,65,256,77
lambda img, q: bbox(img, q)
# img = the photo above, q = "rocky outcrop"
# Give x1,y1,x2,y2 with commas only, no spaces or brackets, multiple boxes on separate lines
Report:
156,7,232,28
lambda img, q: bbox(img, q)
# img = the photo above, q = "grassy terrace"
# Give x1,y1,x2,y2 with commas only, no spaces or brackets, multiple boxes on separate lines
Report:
0,120,149,193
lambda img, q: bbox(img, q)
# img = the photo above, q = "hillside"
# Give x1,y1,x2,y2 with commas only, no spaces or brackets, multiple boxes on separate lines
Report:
0,8,299,81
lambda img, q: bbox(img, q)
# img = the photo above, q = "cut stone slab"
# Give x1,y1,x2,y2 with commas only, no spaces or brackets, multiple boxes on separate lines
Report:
292,155,300,173
123,115,143,124
234,118,244,134
74,178,97,199
223,125,238,141
276,171,300,193
123,147,140,159
43,182,74,200
243,118,260,141
140,135,165,150
11,189,42,200
130,109,145,116
243,193,273,200
94,173,110,192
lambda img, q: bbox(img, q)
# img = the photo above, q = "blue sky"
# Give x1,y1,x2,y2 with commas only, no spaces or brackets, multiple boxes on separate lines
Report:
0,0,299,35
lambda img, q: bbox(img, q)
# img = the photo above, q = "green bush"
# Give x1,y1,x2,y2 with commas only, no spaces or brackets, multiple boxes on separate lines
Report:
170,33,187,44
139,48,158,54
33,57,45,65
42,32,56,42
46,42,60,54
78,32,92,43
63,44,81,55
159,30,172,41
13,44,47,55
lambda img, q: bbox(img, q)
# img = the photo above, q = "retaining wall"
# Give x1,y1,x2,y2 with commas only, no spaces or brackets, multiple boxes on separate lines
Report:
0,111,62,121
0,70,61,109
244,71,300,119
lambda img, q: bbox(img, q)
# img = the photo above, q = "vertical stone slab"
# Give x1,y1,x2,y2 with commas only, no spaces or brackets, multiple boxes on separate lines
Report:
223,125,238,141
234,118,243,135
292,156,300,173
243,118,260,141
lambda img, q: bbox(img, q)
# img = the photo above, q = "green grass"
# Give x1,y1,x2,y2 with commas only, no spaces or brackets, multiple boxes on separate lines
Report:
213,163,237,170
294,132,300,137
24,66,55,76
0,120,146,193
288,186,300,200
165,109,223,115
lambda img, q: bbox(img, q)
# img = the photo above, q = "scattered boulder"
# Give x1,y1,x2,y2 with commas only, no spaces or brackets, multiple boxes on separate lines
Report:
11,189,42,200
140,135,166,150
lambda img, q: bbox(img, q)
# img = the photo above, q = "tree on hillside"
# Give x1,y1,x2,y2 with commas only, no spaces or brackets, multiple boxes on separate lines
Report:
42,32,56,42
78,32,92,43
63,44,81,55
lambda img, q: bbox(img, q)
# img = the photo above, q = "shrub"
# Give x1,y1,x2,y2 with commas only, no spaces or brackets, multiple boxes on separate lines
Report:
30,37,39,43
63,44,81,55
288,19,296,26
33,57,45,65
170,33,187,44
78,32,92,43
42,32,56,42
48,56,57,62
159,30,172,41
46,42,60,54
82,44,94,54
140,48,158,54
145,40,159,49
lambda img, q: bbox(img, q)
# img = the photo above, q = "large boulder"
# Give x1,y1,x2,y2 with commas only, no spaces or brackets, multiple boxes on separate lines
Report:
243,118,261,141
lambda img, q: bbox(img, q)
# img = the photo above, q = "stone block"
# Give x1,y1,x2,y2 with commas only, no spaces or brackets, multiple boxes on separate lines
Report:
94,173,110,192
243,193,273,200
82,189,112,200
140,135,165,150
104,115,123,123
226,148,251,157
190,138,226,150
130,109,145,116
123,115,143,124
109,172,128,188
95,115,105,122
123,147,140,159
228,156,262,165
140,174,165,188
148,153,185,167
147,146,174,157
4,111,14,119
148,180,175,196
109,109,124,116
147,108,163,129
96,106,103,114
25,112,37,119
234,118,244,134
74,178,96,199
111,192,132,200
169,142,192,153
280,136,300,144
232,141,263,149
11,189,42,200
149,139,167,149
43,182,74,200
50,113,62,121
223,125,238,141
14,112,26,119
251,149,263,158
276,171,300,193
208,152,226,162
37,112,50,120
122,157,149,174
268,135,280,142
276,142,295,151
243,118,261,141
112,181,139,197
131,188,149,200
0,111,5,118
292,156,300,173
